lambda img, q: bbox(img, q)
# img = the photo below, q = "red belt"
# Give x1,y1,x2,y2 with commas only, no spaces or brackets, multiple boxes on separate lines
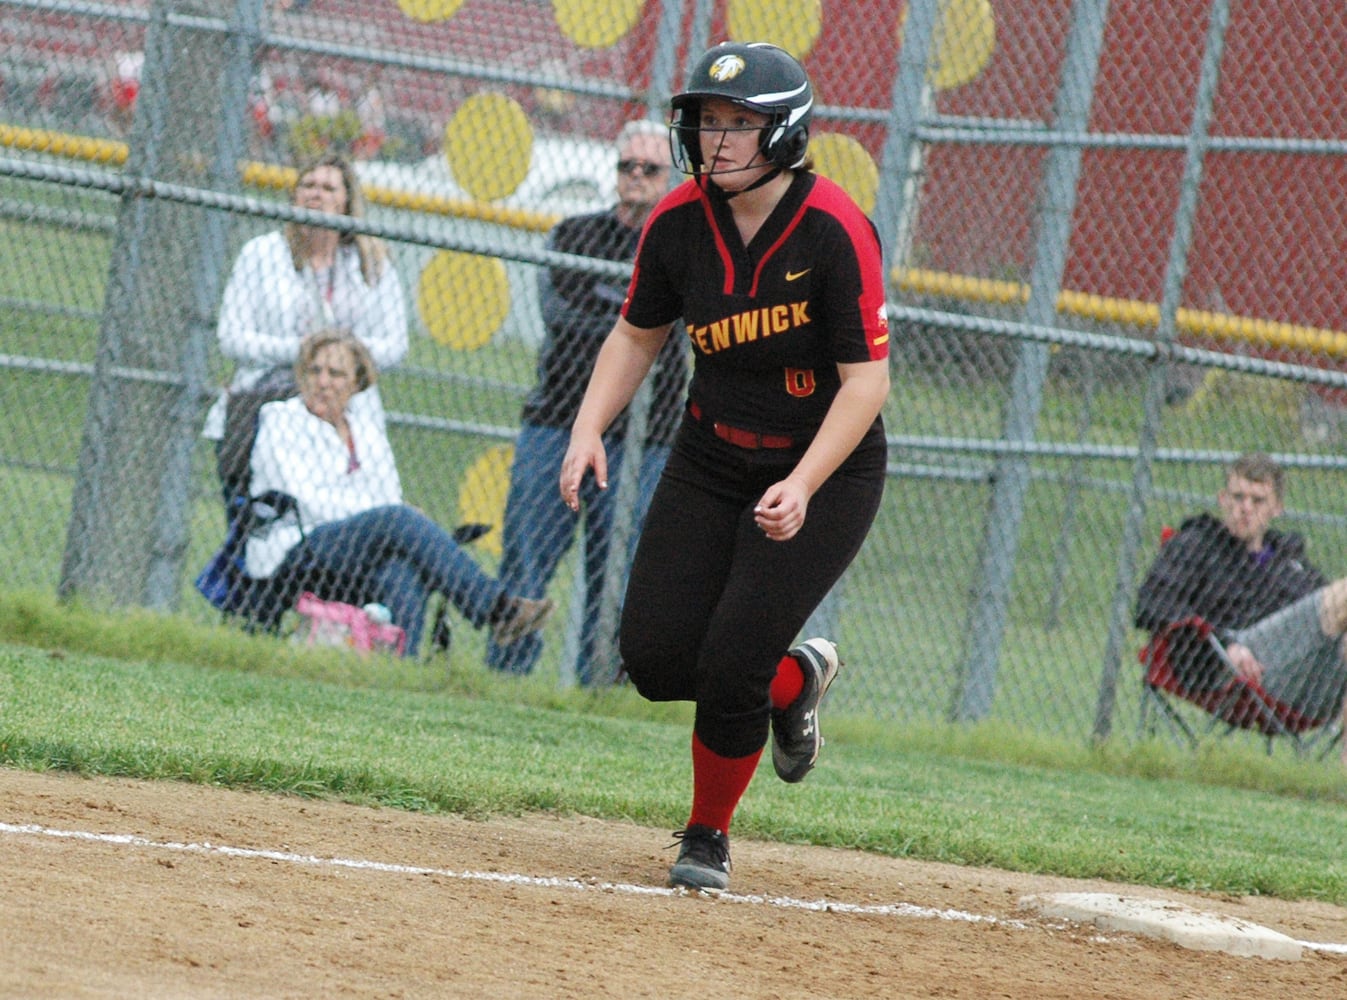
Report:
688,402,794,450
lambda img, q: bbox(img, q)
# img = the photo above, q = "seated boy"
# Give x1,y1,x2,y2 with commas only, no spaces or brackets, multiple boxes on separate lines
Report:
1135,452,1347,742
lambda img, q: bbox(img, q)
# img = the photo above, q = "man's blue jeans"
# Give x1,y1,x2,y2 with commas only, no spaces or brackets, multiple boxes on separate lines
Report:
280,504,507,657
487,423,668,682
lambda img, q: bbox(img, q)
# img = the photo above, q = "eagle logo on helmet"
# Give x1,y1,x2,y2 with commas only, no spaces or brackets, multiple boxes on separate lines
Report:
708,54,746,82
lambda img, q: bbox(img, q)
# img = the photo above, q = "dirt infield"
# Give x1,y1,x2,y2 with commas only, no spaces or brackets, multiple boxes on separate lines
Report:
3,769,1346,998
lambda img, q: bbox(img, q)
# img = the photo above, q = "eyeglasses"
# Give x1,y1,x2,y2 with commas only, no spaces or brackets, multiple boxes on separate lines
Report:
617,159,667,177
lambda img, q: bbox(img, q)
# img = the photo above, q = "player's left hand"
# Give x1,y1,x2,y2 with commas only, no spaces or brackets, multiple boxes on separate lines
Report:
754,477,809,542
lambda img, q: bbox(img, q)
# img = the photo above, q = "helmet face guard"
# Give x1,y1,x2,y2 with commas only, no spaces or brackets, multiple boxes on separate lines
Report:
670,42,813,174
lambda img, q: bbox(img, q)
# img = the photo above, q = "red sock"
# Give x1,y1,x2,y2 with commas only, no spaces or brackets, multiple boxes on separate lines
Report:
687,731,762,834
769,653,804,710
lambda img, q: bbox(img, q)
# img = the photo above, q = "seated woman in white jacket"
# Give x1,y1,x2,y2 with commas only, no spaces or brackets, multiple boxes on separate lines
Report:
246,330,553,657
204,152,408,505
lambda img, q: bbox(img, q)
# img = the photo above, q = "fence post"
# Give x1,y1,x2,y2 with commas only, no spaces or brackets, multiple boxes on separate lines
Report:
146,0,265,608
952,0,1112,722
1093,0,1232,741
578,0,691,686
58,0,259,609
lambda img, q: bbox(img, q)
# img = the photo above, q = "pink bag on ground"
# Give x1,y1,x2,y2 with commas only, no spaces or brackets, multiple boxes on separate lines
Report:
294,592,406,656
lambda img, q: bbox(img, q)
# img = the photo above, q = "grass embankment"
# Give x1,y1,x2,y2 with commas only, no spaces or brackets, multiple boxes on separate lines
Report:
2,588,1345,905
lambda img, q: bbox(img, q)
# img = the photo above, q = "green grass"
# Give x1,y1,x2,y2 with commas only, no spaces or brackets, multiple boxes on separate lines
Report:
2,588,1346,905
8,169,1347,888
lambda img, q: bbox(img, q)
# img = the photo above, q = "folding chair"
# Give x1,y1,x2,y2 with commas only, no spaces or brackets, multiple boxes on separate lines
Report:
1138,615,1344,758
424,522,493,656
195,490,308,635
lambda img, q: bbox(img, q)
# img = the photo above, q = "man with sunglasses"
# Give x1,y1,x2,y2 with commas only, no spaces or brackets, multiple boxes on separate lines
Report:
488,119,689,684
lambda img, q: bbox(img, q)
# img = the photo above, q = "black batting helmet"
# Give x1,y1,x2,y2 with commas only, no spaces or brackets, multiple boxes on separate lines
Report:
670,42,814,173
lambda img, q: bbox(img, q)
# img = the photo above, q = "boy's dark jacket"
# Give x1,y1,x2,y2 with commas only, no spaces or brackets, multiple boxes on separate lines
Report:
1134,512,1325,635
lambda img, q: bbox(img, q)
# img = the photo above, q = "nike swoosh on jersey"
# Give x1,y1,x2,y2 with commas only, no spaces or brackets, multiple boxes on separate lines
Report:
785,269,810,281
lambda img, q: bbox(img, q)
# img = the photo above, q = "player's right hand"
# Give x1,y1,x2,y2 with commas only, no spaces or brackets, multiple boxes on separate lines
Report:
559,430,607,512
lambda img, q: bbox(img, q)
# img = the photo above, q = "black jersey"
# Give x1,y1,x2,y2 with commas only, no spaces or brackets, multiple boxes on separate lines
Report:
622,172,889,438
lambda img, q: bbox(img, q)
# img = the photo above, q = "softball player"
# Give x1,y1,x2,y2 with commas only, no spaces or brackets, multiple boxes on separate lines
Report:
559,41,890,891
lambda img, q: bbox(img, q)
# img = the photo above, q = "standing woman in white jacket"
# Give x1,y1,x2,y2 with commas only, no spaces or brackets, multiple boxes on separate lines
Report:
204,152,408,503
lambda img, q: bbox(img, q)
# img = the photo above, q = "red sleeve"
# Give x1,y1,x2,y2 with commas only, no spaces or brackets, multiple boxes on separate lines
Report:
806,177,889,362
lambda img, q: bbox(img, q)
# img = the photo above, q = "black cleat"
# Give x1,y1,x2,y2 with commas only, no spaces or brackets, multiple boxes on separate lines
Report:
668,824,731,891
771,638,840,783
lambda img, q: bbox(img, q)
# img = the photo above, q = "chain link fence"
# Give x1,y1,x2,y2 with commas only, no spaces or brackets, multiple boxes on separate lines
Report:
5,0,1347,749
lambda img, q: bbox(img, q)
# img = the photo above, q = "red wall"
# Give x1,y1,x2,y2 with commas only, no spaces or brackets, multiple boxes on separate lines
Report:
882,0,1347,342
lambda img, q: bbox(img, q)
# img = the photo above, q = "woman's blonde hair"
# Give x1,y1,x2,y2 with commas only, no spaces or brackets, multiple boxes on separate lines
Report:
295,329,378,393
286,151,388,285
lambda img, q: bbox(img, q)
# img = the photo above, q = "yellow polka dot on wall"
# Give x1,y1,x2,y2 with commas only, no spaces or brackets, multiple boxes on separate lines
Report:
899,0,997,91
810,132,879,216
458,445,514,558
396,0,466,23
417,250,510,350
726,0,822,60
553,0,644,48
443,93,533,202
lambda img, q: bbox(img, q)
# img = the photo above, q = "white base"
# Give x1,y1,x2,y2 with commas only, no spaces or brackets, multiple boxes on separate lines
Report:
1021,892,1304,960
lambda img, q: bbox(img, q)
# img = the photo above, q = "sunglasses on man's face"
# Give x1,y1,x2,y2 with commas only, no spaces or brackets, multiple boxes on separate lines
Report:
617,159,667,177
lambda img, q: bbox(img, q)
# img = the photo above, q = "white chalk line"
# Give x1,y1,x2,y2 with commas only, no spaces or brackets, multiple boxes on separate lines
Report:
5,821,1346,954
1,820,1005,924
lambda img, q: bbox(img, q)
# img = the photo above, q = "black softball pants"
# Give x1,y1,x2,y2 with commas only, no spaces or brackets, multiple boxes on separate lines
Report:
619,424,885,759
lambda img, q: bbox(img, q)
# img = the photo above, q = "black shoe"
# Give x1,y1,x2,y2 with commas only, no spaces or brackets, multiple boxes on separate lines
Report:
668,824,730,891
770,638,840,783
